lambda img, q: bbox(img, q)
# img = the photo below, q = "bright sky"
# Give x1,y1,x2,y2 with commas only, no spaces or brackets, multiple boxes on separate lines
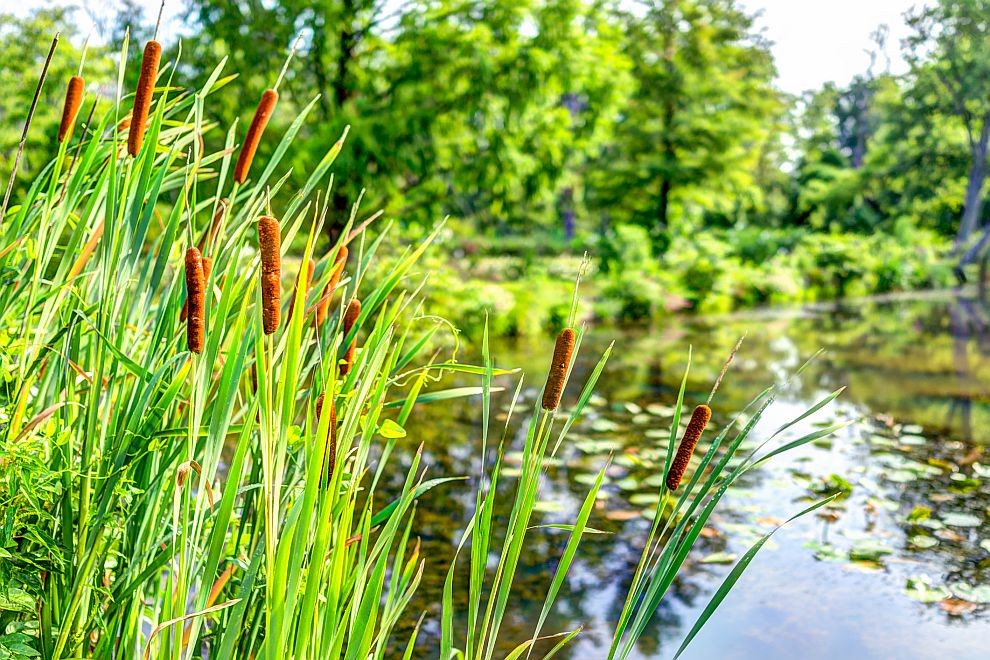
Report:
1,0,925,95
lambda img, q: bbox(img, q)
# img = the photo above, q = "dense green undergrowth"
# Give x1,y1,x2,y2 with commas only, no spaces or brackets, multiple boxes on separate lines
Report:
411,220,954,338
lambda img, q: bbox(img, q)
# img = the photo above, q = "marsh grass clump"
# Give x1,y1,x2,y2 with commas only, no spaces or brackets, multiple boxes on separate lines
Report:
258,214,281,334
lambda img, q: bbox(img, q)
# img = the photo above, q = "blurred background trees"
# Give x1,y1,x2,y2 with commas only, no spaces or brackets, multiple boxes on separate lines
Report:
4,0,990,323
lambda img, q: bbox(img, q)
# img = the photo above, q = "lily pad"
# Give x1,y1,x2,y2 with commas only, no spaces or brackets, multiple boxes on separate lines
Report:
849,541,894,562
905,576,950,603
941,512,981,528
699,552,737,565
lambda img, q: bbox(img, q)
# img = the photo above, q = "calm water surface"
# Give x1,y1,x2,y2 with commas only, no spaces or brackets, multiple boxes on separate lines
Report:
386,292,990,659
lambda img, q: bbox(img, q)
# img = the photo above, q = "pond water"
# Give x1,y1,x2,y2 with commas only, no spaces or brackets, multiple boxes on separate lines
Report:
387,291,990,659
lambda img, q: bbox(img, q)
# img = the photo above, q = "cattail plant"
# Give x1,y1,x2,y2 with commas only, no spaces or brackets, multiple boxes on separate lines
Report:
234,89,278,184
288,261,314,322
542,327,576,411
57,76,83,143
665,404,712,491
340,298,361,375
315,393,337,485
127,40,162,157
180,256,212,322
184,248,205,354
316,246,348,327
258,215,281,335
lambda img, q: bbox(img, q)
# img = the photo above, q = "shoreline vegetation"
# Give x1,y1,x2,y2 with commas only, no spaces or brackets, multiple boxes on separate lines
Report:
0,19,848,660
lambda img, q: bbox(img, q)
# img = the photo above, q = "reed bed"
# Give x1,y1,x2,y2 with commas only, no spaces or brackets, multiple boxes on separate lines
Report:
0,28,846,660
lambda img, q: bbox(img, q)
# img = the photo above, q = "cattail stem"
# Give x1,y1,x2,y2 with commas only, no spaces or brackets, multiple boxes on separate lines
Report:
288,260,314,322
542,328,576,411
316,246,348,327
340,299,361,375
128,40,162,157
258,215,281,335
58,76,84,143
1,32,58,225
185,248,206,354
234,89,278,184
315,393,337,486
665,404,712,491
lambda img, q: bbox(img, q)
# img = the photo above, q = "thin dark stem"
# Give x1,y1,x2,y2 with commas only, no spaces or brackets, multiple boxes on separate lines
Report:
707,334,746,405
1,32,59,225
154,0,166,41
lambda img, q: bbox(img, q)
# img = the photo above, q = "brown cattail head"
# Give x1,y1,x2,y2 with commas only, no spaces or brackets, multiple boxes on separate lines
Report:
128,40,162,157
542,328,576,411
316,246,348,327
665,404,712,491
340,299,361,375
315,393,338,486
234,89,278,184
181,256,213,322
258,215,281,335
185,248,206,354
58,75,84,143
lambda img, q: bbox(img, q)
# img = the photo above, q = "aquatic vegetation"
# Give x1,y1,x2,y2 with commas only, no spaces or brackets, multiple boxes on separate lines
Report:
0,28,848,660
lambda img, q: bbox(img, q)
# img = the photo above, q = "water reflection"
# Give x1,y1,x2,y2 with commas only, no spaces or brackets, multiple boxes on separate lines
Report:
389,292,990,659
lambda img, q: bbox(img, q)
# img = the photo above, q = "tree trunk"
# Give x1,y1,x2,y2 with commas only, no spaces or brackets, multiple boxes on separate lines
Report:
956,121,990,253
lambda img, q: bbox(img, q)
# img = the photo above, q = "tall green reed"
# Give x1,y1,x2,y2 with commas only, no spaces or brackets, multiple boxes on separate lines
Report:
0,27,846,660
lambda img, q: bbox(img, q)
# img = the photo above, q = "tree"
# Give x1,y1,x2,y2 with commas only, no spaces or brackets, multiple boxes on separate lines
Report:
586,0,783,255
187,0,629,236
905,0,990,260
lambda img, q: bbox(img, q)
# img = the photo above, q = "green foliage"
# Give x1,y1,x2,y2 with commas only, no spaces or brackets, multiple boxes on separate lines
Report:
0,26,849,659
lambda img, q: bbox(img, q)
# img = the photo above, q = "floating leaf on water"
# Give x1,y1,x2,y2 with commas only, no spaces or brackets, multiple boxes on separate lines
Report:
849,541,894,562
644,428,671,439
900,424,924,435
624,402,643,415
605,509,640,522
980,539,990,553
501,467,522,478
631,414,652,425
805,541,846,562
533,500,565,513
939,598,978,616
908,535,938,549
699,552,737,565
574,472,607,486
646,404,675,417
940,512,981,528
907,505,932,523
905,576,950,603
628,493,660,507
588,394,608,407
972,462,990,478
616,477,640,491
949,582,990,604
934,528,965,542
899,434,928,446
590,418,620,433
